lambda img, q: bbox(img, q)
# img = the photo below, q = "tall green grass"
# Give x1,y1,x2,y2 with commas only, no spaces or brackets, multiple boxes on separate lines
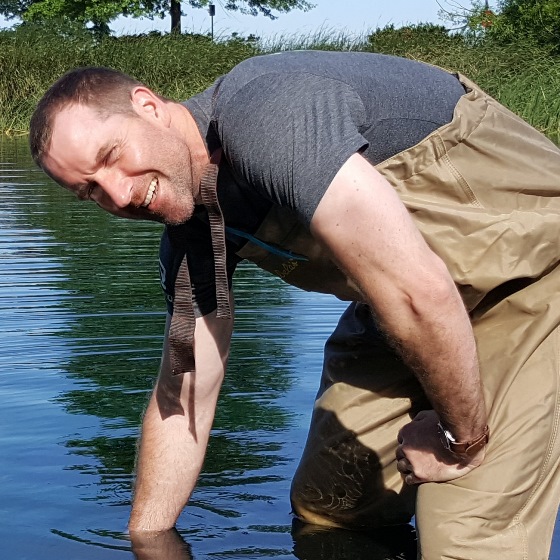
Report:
362,25,560,140
0,23,259,135
1,22,560,139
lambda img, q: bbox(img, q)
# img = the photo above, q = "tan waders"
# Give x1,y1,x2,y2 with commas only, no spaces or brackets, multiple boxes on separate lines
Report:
237,76,560,559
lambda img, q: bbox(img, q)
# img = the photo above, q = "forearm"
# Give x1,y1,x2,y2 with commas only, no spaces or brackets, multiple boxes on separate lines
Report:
311,153,487,443
129,383,217,531
129,306,233,532
371,256,486,441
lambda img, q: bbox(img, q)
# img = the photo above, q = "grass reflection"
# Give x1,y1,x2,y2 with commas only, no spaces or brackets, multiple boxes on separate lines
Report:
2,136,419,559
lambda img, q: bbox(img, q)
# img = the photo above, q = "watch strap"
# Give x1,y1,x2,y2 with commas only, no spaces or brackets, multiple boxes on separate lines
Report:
440,423,490,457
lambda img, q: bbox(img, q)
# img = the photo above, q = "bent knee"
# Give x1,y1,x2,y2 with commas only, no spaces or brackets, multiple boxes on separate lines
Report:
290,470,415,529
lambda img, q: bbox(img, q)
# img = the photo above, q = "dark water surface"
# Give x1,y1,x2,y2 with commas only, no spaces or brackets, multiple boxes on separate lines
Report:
0,138,558,559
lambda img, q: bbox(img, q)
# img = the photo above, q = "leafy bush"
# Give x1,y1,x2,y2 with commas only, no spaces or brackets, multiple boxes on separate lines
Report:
485,0,560,52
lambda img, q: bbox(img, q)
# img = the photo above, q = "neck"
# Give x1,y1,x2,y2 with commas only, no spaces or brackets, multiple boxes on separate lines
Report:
168,101,210,204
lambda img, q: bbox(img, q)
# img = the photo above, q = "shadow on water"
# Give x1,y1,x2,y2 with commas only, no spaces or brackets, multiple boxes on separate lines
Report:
1,136,558,559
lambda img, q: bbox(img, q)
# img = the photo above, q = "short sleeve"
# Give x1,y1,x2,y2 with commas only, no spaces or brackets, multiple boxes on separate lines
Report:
214,72,369,225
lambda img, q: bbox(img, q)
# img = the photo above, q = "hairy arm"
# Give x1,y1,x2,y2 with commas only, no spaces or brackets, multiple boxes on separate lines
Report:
129,298,233,532
310,153,487,481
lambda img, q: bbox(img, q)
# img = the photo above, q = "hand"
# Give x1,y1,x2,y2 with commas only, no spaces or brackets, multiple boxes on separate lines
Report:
130,528,193,560
396,410,485,485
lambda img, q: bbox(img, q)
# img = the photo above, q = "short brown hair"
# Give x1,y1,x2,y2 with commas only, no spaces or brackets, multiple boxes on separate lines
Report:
29,66,142,168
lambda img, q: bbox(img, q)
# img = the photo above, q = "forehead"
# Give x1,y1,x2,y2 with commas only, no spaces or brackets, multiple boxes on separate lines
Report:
50,103,110,150
44,104,123,182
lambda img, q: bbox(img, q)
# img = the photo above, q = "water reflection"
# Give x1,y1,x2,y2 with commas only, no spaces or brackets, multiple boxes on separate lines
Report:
131,530,194,560
129,524,417,560
2,137,557,558
291,521,418,560
0,137,358,557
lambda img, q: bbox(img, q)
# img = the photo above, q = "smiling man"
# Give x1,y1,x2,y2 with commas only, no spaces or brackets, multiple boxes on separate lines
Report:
37,77,205,224
30,52,560,559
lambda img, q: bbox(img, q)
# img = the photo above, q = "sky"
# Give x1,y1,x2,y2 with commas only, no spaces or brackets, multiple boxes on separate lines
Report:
0,0,494,38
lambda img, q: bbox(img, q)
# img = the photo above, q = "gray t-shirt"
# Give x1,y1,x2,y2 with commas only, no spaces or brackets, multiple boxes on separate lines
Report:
160,51,466,315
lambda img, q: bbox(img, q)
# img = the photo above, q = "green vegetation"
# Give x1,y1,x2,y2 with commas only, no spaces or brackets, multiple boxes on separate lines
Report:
470,0,560,52
0,23,260,134
365,24,560,140
1,20,560,140
0,0,312,35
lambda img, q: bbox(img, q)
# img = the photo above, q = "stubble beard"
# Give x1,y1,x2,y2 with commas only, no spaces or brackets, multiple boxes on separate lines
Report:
155,148,198,226
161,176,196,226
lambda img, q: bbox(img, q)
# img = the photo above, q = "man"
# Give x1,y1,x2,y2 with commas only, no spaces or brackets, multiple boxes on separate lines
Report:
30,51,560,559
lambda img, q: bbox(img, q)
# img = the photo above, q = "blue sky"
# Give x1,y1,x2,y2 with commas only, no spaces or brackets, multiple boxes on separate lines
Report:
1,0,495,38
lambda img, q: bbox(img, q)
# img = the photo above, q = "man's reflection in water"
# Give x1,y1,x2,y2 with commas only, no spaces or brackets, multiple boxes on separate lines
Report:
130,521,417,560
291,519,417,559
131,528,193,560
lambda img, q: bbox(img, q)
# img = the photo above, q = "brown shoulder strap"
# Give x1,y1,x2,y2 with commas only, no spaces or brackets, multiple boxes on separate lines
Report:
168,148,230,376
199,148,231,320
168,254,196,375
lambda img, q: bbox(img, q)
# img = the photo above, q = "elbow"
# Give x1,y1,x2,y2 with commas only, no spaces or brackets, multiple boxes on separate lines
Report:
408,256,462,316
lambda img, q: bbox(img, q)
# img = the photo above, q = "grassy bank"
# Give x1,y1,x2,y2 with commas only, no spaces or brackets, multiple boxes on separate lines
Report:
0,25,260,135
1,23,560,139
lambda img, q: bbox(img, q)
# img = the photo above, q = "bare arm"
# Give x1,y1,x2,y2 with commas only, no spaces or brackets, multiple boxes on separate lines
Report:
310,153,487,480
129,298,233,532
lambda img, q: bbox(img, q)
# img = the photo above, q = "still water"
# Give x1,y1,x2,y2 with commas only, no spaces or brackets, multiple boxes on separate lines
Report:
0,137,557,559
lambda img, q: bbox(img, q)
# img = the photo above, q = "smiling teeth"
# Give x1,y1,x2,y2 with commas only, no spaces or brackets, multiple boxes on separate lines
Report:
142,178,157,207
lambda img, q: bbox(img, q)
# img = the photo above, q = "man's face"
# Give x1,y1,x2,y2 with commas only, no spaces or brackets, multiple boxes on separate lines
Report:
43,98,198,225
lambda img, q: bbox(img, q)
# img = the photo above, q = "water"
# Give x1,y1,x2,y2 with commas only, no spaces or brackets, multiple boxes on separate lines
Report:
0,137,557,559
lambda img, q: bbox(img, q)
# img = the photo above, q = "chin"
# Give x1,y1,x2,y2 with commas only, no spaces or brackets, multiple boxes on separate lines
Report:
163,217,191,226
161,208,195,226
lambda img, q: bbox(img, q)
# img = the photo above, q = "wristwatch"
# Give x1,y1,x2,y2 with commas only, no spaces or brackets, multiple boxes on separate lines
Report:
438,422,490,458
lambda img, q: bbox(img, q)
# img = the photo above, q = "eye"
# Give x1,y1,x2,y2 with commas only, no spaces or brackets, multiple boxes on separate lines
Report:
76,182,98,201
105,145,121,165
86,182,99,200
104,150,115,165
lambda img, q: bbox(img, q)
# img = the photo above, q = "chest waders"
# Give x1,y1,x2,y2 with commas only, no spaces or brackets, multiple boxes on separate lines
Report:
235,76,560,559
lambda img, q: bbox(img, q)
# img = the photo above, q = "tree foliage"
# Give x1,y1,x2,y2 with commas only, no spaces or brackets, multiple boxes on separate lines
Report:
437,0,500,44
0,0,313,34
440,0,560,50
0,0,32,21
491,0,560,47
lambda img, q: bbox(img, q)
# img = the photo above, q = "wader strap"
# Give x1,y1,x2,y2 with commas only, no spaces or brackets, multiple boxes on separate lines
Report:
200,148,231,320
168,148,230,376
168,255,196,375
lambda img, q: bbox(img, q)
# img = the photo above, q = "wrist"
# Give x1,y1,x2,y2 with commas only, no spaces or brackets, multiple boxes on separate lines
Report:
437,422,489,463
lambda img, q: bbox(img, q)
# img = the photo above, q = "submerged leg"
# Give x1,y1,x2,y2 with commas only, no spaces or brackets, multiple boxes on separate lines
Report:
291,302,428,529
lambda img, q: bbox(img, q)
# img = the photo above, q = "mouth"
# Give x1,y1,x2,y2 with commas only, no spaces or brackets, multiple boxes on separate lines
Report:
141,177,158,208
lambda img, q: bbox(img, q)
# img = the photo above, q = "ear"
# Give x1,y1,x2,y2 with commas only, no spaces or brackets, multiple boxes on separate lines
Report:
130,86,172,127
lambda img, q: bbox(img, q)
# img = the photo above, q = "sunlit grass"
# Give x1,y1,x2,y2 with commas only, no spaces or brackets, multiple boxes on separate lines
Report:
1,22,559,139
0,23,259,134
258,26,370,52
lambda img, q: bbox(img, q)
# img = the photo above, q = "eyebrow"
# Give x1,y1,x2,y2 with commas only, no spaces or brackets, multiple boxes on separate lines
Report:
57,139,120,198
95,142,113,165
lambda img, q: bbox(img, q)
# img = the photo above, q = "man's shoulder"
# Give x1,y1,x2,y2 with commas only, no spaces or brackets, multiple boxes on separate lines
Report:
219,50,450,90
212,52,371,137
215,51,368,107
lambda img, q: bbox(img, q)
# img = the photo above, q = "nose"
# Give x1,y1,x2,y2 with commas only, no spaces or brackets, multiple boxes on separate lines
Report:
93,169,133,209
